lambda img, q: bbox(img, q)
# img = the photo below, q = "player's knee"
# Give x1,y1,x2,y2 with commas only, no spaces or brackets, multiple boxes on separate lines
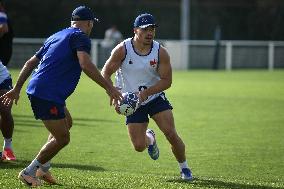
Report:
63,133,70,146
133,143,146,152
164,130,178,142
165,131,185,149
57,133,70,147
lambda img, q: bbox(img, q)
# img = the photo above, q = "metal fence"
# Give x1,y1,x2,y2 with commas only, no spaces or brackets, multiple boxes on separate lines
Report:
9,38,284,70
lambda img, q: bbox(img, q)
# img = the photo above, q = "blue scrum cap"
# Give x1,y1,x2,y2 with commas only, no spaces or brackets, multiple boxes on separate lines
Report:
133,13,157,28
71,6,99,22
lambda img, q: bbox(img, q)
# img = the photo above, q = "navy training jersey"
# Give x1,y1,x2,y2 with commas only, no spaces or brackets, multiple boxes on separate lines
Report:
26,27,91,104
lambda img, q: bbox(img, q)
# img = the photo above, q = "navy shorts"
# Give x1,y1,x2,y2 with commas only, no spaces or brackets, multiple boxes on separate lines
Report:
28,95,65,120
0,78,13,90
126,93,173,124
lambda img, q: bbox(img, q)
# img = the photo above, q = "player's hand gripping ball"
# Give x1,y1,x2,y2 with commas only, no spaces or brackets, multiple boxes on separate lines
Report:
118,92,140,116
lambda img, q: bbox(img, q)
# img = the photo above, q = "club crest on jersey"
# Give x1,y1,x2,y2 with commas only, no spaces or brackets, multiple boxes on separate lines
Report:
150,59,157,68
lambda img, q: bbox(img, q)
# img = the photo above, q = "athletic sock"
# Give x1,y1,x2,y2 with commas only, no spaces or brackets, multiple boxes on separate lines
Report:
41,161,51,172
25,159,41,177
146,131,154,146
179,160,189,171
3,138,12,149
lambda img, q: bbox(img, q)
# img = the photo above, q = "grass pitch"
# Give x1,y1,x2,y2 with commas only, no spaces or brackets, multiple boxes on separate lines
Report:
0,70,283,189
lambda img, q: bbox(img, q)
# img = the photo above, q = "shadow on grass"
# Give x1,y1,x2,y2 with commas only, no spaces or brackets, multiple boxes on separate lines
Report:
13,114,117,128
0,159,105,172
74,117,116,123
63,184,112,189
167,177,283,189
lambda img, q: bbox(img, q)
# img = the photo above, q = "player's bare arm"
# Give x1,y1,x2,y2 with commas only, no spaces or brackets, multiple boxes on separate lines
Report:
139,46,172,102
1,56,40,106
101,42,125,84
101,43,125,107
77,51,122,102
